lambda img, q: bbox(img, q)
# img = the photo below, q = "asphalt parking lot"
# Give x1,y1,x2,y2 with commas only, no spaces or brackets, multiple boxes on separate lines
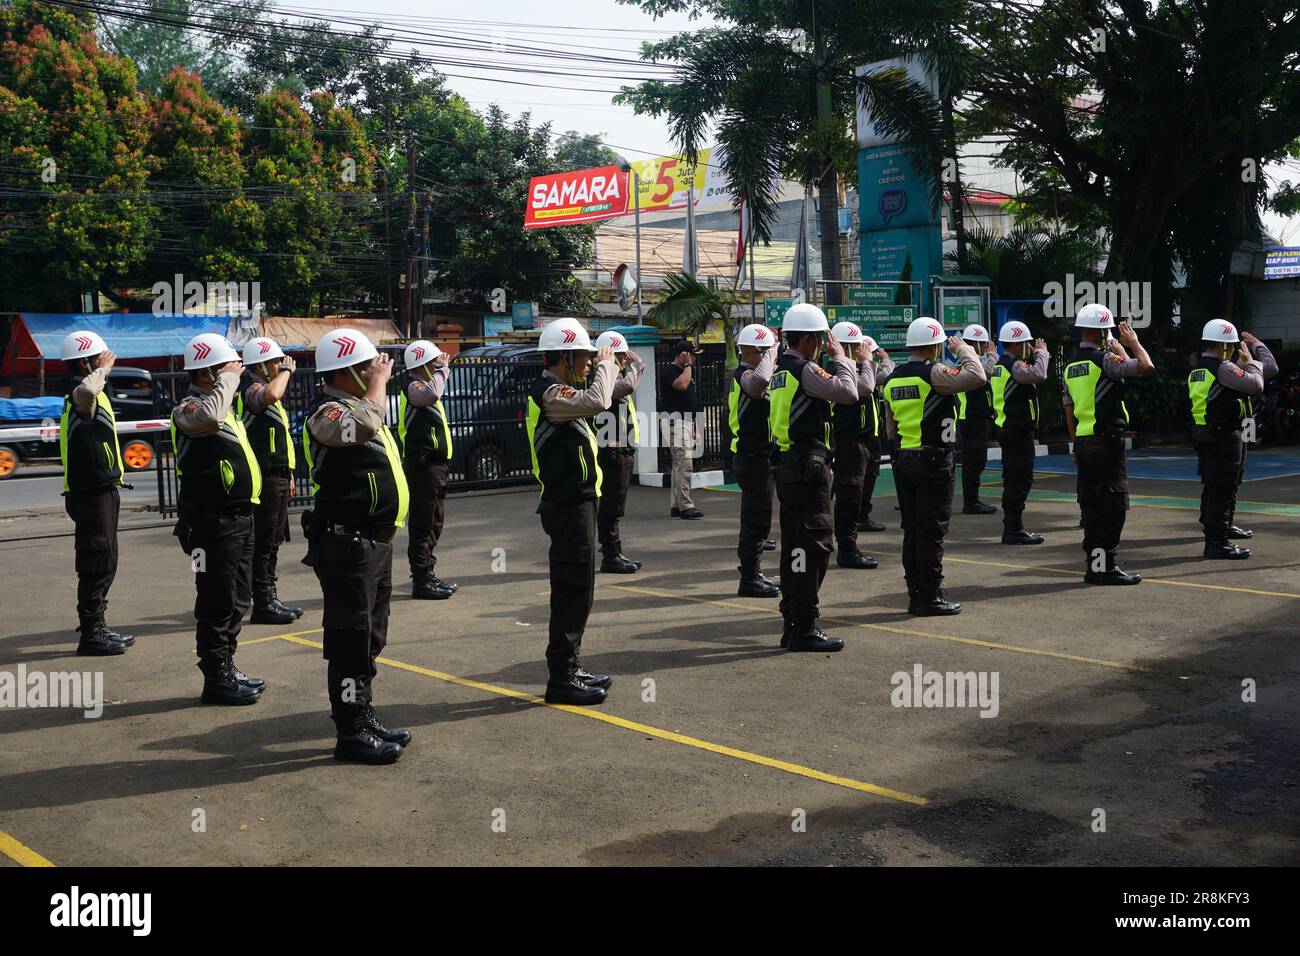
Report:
1,454,1298,867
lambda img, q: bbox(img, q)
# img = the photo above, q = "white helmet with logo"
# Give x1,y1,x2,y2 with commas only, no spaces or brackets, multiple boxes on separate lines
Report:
905,317,947,348
999,321,1032,344
962,324,989,343
861,335,878,352
737,323,775,348
315,327,379,373
1201,319,1239,343
60,330,107,363
594,330,630,353
403,339,443,370
781,302,829,333
830,321,863,345
242,337,285,366
1075,303,1115,328
538,318,594,352
183,333,241,371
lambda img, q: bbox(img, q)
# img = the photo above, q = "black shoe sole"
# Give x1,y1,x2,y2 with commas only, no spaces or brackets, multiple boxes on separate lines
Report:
907,605,962,616
786,641,844,652
837,561,879,569
333,746,403,765
76,644,127,657
412,590,452,600
250,613,296,625
200,689,262,706
1084,575,1143,585
600,564,638,574
1204,552,1250,560
737,586,781,598
1001,538,1044,545
579,677,613,690
544,690,607,705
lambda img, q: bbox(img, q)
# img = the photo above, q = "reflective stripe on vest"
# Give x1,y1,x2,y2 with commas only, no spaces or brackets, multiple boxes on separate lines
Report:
398,391,453,461
236,391,296,471
170,410,262,506
59,390,123,493
302,400,409,528
1064,352,1129,437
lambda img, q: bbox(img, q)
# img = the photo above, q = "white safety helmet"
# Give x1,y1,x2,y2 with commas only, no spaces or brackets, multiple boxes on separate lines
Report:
861,335,878,352
594,330,630,353
1201,319,1239,343
242,337,285,367
1075,303,1115,328
60,330,107,363
998,321,1032,344
403,339,443,370
830,321,864,345
315,327,379,373
962,324,989,343
538,317,594,353
183,333,241,371
781,302,830,333
905,316,947,348
736,323,775,349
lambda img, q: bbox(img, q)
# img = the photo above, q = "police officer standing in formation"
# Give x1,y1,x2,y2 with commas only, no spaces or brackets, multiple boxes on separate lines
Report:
728,322,780,598
171,334,265,704
882,318,987,616
955,324,998,515
1063,304,1155,585
58,331,134,656
768,303,859,651
593,330,644,574
237,337,303,625
828,322,893,571
989,321,1050,545
525,318,616,705
1187,319,1277,560
399,339,459,600
853,334,891,535
301,328,411,764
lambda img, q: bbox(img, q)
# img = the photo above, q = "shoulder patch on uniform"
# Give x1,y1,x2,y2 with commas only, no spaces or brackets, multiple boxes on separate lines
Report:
812,365,832,379
182,400,198,413
560,387,578,398
1230,365,1245,377
324,406,344,421
943,366,961,375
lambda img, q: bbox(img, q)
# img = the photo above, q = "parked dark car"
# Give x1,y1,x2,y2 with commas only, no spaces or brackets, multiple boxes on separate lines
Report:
444,344,543,484
0,367,162,479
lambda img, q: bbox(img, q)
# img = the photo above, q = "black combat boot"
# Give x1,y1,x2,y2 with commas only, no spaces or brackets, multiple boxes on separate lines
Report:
545,666,607,705
201,660,263,705
738,560,780,597
762,538,777,551
412,577,452,600
100,619,135,646
431,576,459,593
270,588,303,620
837,549,879,569
334,714,404,764
76,618,128,657
908,589,962,616
1204,540,1250,560
573,659,613,690
786,623,845,652
600,548,639,574
362,704,412,746
856,517,886,532
963,500,997,515
1084,557,1142,585
230,661,266,691
1226,525,1254,540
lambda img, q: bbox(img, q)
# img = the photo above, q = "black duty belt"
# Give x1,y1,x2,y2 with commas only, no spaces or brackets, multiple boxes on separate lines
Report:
324,522,396,543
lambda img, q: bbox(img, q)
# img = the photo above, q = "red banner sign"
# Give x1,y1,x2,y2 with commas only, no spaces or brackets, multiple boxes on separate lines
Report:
524,164,629,229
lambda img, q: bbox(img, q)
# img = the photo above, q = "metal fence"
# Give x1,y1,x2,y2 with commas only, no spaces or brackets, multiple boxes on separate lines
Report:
150,348,546,515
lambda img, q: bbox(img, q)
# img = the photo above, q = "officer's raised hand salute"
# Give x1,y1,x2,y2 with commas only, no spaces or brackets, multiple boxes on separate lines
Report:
882,322,987,616
1188,320,1278,559
302,331,411,765
171,335,264,705
527,321,618,706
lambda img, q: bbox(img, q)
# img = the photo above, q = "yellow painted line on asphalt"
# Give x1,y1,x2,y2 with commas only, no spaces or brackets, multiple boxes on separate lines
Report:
240,627,324,646
604,583,1143,672
0,829,55,867
270,633,927,805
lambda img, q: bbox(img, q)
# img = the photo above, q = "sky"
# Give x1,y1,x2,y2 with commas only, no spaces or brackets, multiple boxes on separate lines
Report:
291,0,1296,244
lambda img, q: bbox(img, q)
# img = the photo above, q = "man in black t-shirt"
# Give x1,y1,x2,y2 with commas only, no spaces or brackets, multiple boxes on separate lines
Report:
660,338,703,519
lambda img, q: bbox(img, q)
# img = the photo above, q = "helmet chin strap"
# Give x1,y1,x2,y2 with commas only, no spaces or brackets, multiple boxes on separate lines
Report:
349,366,366,392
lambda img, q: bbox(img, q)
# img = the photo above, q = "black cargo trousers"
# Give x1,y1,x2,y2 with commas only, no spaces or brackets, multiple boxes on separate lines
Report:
774,447,833,628
540,500,598,679
65,485,120,627
1075,432,1130,570
1193,426,1245,543
733,451,774,563
176,505,254,678
893,447,956,599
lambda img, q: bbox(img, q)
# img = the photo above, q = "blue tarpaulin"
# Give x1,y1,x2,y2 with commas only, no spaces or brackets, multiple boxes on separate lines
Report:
0,396,64,422
18,313,231,362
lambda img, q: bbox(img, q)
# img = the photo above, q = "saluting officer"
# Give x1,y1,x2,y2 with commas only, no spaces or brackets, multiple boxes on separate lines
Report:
955,324,998,515
1187,320,1277,559
171,334,265,704
728,322,779,598
593,330,645,574
302,328,411,764
237,337,302,624
989,321,1050,545
1063,304,1155,585
768,303,859,651
881,318,987,616
399,339,459,600
58,331,133,655
855,338,891,534
525,318,616,705
828,322,893,571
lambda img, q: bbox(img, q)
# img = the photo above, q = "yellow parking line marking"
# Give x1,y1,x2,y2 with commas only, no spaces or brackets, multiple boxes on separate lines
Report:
270,633,927,805
604,584,1142,672
0,829,55,867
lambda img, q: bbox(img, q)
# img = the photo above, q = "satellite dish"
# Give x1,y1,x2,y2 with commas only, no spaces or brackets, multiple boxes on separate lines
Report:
613,263,638,311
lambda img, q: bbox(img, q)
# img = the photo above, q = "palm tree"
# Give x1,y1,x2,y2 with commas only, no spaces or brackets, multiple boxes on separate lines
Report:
616,1,966,303
645,271,744,369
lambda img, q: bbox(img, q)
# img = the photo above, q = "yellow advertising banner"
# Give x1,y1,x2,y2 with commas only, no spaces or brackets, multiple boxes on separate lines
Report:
629,148,714,212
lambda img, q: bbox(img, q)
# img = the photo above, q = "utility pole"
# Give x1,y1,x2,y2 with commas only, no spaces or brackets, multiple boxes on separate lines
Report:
943,97,970,275
419,189,432,336
403,131,417,338
381,165,394,324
